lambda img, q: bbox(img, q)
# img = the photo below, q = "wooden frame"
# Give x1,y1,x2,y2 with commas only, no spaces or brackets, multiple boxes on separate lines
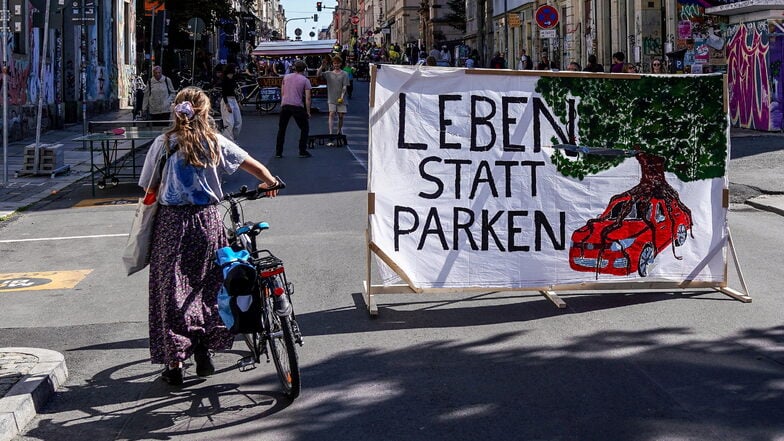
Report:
363,65,751,316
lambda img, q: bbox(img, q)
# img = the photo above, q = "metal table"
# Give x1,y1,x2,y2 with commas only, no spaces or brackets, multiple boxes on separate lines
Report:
73,127,163,196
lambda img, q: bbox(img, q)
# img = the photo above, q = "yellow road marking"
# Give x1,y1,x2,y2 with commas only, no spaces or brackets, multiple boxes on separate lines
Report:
74,198,139,207
0,270,93,292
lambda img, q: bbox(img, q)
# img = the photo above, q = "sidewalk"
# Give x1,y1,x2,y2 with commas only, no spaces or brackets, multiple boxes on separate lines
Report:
0,348,68,441
0,108,134,218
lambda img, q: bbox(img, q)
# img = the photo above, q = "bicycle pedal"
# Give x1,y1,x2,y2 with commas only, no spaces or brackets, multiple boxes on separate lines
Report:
238,356,257,372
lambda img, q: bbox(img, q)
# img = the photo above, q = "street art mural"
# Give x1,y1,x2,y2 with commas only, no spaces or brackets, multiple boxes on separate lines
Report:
1,0,125,140
725,20,784,131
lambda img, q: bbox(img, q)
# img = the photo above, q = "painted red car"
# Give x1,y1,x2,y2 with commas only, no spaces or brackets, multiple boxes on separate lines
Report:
569,195,692,277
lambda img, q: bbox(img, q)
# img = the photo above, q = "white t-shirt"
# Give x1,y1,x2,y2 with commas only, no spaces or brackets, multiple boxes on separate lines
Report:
139,133,249,205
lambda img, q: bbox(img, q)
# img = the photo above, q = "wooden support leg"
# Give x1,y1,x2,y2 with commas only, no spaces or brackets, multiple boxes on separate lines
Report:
540,290,567,309
363,281,379,316
716,228,752,303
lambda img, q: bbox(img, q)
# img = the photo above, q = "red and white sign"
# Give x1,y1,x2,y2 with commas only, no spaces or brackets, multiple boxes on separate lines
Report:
351,15,360,25
535,5,559,29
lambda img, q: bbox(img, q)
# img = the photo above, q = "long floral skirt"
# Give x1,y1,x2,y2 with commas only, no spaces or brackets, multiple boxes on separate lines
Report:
148,204,234,365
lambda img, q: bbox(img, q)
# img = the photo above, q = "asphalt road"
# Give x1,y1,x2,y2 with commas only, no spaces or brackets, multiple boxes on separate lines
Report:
0,79,783,441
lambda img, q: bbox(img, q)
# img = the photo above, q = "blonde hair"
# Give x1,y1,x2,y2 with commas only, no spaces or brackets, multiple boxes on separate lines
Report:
164,87,220,168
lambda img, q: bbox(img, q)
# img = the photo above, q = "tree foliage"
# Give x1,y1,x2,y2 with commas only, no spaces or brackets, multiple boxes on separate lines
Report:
137,0,253,29
535,75,727,182
444,0,467,32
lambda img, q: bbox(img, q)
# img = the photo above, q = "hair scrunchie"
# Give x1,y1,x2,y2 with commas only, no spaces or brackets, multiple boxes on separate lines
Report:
174,101,195,119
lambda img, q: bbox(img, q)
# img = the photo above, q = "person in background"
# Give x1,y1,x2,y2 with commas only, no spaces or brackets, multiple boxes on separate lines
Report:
489,52,506,69
537,52,557,70
342,61,356,99
220,64,242,141
611,51,626,72
517,49,533,70
138,86,280,386
429,44,441,61
567,61,581,71
317,55,349,141
584,54,604,73
439,45,452,66
211,64,225,88
275,60,312,158
142,65,176,124
623,63,638,73
651,58,664,74
425,55,438,66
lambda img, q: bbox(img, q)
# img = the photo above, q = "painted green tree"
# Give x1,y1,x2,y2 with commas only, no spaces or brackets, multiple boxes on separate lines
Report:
536,74,728,274
536,74,727,181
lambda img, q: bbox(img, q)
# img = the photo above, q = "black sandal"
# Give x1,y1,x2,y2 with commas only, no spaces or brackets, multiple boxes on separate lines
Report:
161,365,183,385
194,344,215,377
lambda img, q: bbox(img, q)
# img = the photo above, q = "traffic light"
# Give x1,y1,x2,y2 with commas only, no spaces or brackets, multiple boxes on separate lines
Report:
316,2,322,11
313,14,318,21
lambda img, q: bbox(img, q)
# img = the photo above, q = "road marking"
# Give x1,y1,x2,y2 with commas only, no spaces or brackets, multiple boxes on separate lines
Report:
0,270,92,292
74,198,138,207
0,233,127,244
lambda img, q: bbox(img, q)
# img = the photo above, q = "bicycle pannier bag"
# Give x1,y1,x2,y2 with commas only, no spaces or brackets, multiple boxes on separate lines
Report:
216,247,264,333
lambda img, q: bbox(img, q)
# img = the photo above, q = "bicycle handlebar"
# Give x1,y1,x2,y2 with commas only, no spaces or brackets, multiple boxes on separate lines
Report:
224,176,286,201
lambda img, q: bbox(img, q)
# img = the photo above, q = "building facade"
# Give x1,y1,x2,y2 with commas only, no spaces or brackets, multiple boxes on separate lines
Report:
1,0,136,138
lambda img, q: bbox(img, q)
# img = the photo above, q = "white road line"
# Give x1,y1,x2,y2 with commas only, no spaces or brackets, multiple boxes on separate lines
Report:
0,233,128,243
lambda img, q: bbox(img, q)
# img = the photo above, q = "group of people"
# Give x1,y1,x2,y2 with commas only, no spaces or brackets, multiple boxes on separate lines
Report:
513,49,666,74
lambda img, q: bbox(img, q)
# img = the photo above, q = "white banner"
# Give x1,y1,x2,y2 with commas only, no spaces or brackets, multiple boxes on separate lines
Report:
369,65,729,289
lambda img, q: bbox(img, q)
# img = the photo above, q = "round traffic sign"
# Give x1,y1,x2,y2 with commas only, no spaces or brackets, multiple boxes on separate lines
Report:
351,16,360,25
535,5,559,29
187,17,206,36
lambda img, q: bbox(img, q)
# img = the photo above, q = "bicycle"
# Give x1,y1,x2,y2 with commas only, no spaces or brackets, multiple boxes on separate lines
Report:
219,181,303,400
237,79,279,113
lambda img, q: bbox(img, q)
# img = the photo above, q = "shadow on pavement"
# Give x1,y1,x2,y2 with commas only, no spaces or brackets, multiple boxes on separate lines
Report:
7,306,784,441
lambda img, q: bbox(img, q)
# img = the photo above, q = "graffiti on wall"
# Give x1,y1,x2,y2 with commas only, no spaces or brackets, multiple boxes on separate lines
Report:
7,60,31,105
726,21,771,130
769,21,784,130
674,2,728,73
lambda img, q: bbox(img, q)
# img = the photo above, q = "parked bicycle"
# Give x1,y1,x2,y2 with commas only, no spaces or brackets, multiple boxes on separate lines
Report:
236,78,280,113
218,181,303,400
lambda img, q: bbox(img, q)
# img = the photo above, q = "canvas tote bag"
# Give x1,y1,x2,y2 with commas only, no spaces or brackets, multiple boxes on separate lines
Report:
122,143,174,275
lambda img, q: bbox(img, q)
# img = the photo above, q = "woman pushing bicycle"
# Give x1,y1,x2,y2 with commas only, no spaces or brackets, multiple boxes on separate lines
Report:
138,86,282,386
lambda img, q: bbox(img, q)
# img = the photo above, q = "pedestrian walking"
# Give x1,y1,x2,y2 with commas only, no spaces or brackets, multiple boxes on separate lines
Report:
220,64,242,141
275,60,312,158
137,86,280,386
317,56,349,141
142,65,176,125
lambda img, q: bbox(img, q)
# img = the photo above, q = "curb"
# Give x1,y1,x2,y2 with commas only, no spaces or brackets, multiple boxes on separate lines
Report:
0,348,68,441
746,194,784,217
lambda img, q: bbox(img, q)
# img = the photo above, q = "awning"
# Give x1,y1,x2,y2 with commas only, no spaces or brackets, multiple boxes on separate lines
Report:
252,39,339,56
706,0,784,16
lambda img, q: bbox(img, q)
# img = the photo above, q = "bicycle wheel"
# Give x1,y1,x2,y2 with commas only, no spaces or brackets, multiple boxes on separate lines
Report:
264,280,300,399
257,98,277,113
